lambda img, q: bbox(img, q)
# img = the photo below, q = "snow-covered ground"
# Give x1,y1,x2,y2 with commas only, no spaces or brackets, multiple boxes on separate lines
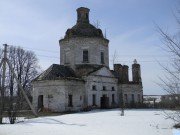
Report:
0,109,179,135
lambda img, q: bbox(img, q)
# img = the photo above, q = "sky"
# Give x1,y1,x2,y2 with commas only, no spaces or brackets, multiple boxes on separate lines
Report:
0,0,179,95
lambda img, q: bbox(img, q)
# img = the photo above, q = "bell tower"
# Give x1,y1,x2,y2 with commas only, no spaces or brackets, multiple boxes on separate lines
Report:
132,59,141,83
59,7,109,70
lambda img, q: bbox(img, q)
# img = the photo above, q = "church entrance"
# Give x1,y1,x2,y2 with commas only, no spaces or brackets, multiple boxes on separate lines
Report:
101,95,109,109
38,95,44,111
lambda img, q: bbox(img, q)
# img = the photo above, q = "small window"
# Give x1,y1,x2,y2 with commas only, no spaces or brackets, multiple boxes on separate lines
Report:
103,86,106,91
83,50,89,62
68,94,73,107
103,94,107,97
101,52,104,64
48,95,53,98
112,87,115,91
92,85,96,90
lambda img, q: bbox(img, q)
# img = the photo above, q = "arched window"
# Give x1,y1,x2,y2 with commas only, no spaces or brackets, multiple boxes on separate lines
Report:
83,50,89,62
101,52,104,64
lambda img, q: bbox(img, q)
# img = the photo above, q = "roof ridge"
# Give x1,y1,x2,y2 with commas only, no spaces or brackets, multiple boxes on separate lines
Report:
34,64,58,81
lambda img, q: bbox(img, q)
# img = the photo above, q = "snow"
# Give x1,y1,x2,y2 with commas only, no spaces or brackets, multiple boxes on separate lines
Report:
0,109,179,135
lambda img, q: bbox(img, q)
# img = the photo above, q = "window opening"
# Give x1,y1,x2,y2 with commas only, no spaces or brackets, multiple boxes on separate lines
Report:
83,50,89,62
101,52,104,64
68,94,73,107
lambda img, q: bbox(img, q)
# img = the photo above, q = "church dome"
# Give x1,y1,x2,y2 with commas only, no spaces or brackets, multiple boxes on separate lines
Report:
64,7,104,38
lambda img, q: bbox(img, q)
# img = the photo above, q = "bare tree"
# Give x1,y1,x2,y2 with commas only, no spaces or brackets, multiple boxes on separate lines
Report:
0,45,40,124
157,8,180,127
9,46,39,108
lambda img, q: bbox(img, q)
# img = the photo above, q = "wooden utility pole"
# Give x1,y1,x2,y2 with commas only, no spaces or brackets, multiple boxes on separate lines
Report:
0,45,37,124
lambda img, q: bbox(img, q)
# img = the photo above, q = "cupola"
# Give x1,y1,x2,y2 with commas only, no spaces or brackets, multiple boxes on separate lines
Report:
77,7,90,24
63,7,105,39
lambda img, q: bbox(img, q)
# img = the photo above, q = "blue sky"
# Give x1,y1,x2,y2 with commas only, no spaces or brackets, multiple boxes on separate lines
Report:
0,0,179,95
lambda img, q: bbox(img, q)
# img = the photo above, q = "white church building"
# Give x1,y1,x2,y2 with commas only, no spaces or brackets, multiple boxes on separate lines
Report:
32,7,143,112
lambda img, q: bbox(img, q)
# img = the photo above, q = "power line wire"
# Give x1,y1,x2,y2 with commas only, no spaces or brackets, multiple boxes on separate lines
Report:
8,45,59,54
6,45,172,58
37,54,59,59
4,45,171,63
109,55,172,57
